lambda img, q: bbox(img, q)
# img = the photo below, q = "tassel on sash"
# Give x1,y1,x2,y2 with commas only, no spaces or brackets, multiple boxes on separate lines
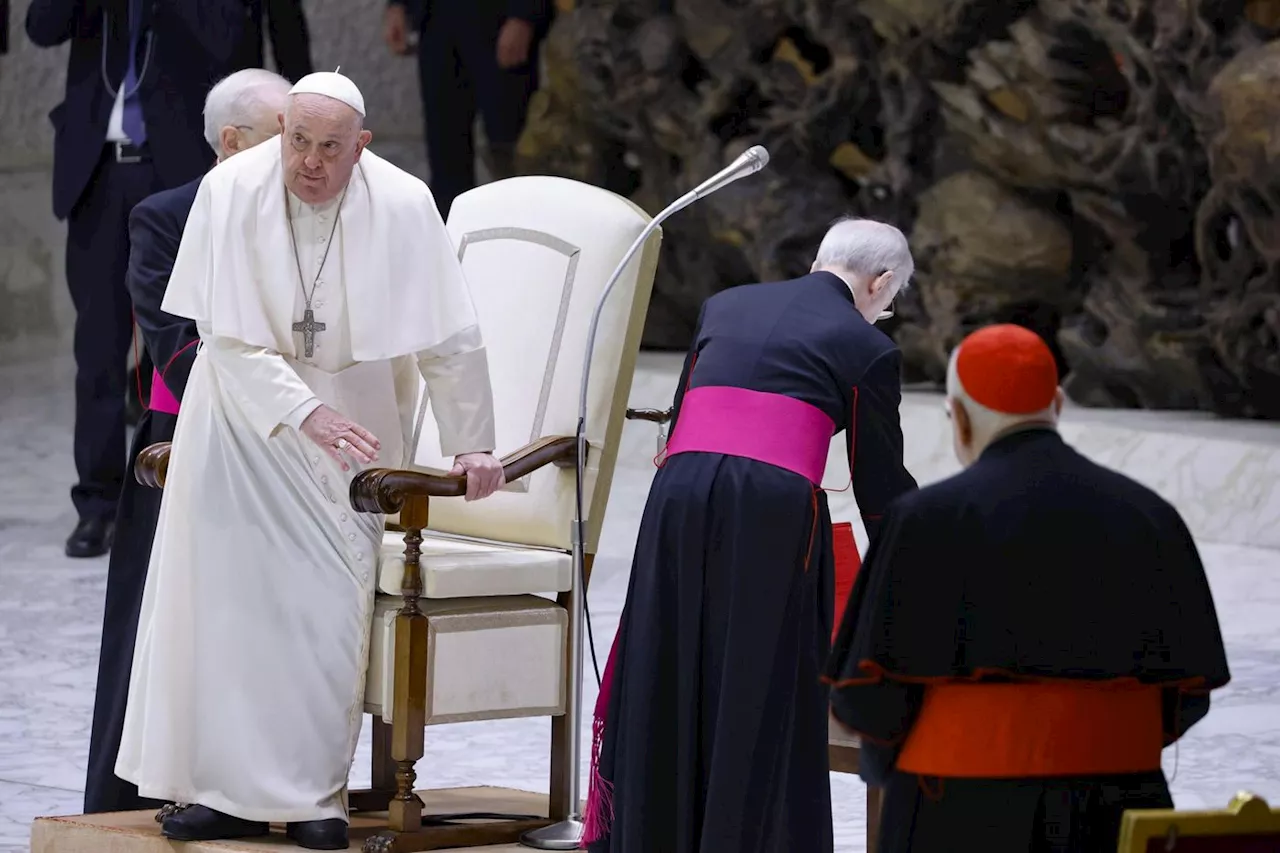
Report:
582,632,621,844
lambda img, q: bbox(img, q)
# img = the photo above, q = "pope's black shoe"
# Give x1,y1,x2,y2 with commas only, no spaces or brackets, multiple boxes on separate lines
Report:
65,517,113,558
160,804,268,841
287,818,349,850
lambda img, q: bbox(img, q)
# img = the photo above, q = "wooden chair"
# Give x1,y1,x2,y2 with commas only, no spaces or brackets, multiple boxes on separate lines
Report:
1117,792,1280,852
138,175,661,853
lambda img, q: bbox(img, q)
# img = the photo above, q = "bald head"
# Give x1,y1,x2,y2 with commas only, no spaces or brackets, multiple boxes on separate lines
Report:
945,327,1065,468
279,92,373,205
203,69,293,161
812,217,914,323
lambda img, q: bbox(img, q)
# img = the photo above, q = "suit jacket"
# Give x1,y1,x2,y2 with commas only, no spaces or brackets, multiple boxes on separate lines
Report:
125,178,201,398
235,0,312,83
26,0,249,220
391,0,553,37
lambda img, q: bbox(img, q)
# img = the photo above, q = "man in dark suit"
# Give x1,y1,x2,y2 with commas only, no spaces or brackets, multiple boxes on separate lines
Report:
25,0,251,558
236,0,313,82
123,0,310,427
586,219,919,853
382,0,554,218
83,68,295,815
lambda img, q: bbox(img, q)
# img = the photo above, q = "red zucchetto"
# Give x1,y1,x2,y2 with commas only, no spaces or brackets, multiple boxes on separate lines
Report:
954,324,1059,414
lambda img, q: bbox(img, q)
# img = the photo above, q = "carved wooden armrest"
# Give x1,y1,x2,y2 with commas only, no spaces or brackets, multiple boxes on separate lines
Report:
350,435,581,514
625,407,672,424
135,442,173,489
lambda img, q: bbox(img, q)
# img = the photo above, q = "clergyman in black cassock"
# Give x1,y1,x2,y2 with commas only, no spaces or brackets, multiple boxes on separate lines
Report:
84,70,294,815
586,219,920,853
825,324,1231,853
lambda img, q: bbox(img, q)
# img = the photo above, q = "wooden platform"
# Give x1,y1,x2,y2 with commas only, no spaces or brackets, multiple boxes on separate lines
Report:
30,787,562,853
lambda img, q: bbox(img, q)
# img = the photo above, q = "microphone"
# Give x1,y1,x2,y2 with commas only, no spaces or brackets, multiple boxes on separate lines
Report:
521,144,771,851
690,145,771,200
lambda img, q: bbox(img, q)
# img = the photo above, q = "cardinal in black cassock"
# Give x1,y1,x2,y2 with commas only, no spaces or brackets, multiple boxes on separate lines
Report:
84,71,294,813
824,324,1231,853
586,219,919,853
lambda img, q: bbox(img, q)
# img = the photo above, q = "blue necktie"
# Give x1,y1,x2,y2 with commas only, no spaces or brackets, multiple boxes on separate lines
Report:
121,0,147,144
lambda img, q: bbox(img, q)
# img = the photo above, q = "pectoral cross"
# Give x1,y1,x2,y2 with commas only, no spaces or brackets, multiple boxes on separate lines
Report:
293,308,326,358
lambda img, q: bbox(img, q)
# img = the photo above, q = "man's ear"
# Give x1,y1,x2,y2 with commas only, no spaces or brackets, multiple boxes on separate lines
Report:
277,112,286,133
871,270,894,297
1053,387,1066,417
953,399,974,446
218,125,239,157
354,129,373,160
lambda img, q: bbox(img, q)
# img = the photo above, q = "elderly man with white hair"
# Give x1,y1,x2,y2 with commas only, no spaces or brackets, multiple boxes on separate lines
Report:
114,71,503,850
825,324,1230,852
85,67,294,817
585,217,919,853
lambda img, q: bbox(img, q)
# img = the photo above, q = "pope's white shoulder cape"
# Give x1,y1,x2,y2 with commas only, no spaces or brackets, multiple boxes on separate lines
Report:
161,141,479,362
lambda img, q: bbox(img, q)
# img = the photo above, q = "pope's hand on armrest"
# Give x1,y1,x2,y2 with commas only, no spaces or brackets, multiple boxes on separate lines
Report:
350,435,580,514
448,452,505,502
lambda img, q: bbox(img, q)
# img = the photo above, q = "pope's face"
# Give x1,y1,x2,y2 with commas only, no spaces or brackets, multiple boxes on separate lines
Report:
279,95,372,206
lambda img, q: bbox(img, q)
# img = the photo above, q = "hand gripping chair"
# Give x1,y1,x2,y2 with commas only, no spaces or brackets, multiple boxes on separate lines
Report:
1117,792,1280,852
137,175,661,852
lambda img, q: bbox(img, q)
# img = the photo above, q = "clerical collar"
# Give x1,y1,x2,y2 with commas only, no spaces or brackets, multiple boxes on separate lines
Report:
287,188,344,216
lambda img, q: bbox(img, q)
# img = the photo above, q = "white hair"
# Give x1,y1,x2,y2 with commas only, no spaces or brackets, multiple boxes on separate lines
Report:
945,346,1058,445
203,69,293,155
813,217,915,292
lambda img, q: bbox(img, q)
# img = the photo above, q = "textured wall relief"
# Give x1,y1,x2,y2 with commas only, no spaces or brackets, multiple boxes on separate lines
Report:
519,0,1280,417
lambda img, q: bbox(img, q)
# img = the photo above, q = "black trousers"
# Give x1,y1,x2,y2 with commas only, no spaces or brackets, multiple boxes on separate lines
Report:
416,13,539,219
65,149,161,522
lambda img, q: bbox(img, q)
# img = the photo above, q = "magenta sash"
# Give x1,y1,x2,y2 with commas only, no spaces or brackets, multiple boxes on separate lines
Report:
149,368,180,415
664,386,833,485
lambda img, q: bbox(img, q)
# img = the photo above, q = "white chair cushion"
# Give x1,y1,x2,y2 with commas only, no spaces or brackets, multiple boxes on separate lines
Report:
408,177,660,552
377,531,572,598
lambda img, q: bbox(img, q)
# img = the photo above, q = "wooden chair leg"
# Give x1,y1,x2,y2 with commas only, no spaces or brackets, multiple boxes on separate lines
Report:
866,784,884,853
388,501,430,835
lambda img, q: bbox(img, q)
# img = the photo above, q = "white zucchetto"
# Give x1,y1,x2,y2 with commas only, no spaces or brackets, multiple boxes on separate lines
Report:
288,70,366,117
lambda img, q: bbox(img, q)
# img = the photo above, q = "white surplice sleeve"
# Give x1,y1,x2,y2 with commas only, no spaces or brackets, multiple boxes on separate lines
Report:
417,325,497,458
198,323,321,440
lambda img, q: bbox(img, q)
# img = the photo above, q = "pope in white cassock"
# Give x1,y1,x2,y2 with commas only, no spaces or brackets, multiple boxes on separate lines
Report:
115,71,505,851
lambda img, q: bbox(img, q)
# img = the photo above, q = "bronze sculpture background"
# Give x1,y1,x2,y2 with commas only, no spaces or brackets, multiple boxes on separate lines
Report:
517,0,1280,417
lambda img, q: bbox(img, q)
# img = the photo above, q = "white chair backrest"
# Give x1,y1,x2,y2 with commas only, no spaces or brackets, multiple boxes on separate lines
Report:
409,176,660,553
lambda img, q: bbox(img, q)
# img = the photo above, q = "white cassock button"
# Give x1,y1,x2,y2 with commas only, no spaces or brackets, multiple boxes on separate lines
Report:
312,456,320,466
316,280,324,289
362,572,369,581
356,552,364,561
318,235,327,244
321,475,329,484
340,513,348,522
348,532,356,541
314,298,325,309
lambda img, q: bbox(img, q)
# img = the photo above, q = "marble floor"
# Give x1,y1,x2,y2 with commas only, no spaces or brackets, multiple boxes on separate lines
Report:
1,345,1279,852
